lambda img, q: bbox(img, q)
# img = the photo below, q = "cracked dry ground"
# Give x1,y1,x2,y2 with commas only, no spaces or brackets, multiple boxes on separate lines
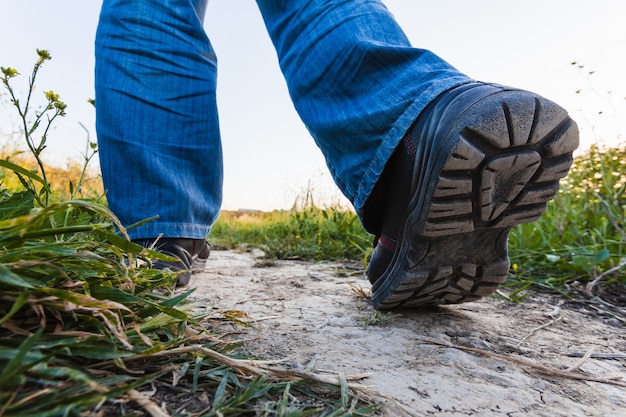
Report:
186,250,626,417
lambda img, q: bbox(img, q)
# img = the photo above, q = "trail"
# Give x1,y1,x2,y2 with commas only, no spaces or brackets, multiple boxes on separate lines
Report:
188,250,626,416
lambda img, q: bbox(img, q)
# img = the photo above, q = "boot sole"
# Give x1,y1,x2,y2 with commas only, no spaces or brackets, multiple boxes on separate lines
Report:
372,88,579,309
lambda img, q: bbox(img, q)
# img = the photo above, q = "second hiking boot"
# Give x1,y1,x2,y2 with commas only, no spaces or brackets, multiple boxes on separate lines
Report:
134,238,210,286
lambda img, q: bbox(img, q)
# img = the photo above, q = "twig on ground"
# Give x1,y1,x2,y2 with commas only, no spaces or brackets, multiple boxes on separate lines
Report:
582,299,626,324
106,344,428,417
250,315,282,322
105,344,369,390
565,347,595,372
567,352,626,359
516,315,563,347
495,289,511,300
422,338,626,388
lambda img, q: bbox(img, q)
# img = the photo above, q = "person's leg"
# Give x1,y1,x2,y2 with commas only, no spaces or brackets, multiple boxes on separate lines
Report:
95,0,221,241
256,0,579,308
95,0,217,284
255,0,472,229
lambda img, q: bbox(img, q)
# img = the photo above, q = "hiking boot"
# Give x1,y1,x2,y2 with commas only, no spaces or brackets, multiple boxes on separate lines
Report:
134,237,210,286
367,82,579,309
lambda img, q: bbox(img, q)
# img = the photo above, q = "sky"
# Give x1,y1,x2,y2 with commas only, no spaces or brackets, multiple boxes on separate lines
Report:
1,0,625,211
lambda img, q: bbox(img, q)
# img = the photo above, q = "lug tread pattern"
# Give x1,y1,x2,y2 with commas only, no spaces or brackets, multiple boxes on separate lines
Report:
375,92,579,309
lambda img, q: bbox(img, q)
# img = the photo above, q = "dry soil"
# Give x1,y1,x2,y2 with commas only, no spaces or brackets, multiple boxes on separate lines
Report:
187,250,626,417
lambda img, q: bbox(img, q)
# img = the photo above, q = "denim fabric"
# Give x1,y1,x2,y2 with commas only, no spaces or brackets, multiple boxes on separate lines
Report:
96,0,221,239
95,0,472,239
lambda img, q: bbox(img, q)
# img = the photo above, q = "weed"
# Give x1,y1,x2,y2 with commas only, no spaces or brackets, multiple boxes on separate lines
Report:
1,51,101,204
358,311,396,326
1,50,66,206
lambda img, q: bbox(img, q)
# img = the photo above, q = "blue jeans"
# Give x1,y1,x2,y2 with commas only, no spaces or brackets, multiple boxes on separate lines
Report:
95,0,471,239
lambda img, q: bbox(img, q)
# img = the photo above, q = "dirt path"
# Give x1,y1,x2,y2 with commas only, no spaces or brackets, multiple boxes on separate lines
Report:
187,250,625,416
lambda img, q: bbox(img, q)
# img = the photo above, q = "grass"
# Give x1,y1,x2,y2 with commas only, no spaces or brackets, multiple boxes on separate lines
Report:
2,49,625,416
0,193,381,417
211,144,626,302
0,52,380,417
0,146,104,201
507,143,626,298
357,311,396,327
211,205,372,264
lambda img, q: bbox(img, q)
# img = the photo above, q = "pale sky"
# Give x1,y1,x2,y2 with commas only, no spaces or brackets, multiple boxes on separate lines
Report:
1,1,625,211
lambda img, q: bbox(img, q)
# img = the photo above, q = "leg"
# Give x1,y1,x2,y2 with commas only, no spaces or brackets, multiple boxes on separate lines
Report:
256,0,579,308
95,0,217,284
255,0,472,225
95,0,221,241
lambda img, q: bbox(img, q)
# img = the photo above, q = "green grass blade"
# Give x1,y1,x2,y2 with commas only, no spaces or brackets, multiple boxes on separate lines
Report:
0,190,34,220
193,355,203,393
0,289,29,324
0,264,43,289
94,229,144,253
0,159,52,195
211,370,229,411
90,286,189,320
0,328,43,389
38,287,131,312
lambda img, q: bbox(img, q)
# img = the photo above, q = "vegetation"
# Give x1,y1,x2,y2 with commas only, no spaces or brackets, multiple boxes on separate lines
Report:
0,51,378,417
211,145,626,298
212,204,371,264
508,143,626,299
2,49,624,416
0,147,104,202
